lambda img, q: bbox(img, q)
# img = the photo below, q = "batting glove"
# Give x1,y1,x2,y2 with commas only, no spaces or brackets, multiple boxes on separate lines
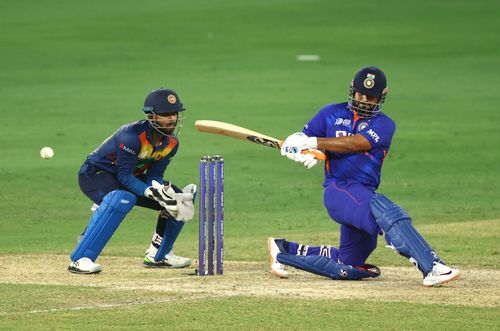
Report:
280,132,318,160
300,152,319,169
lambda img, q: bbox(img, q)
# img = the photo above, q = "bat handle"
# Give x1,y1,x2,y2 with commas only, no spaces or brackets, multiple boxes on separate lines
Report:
278,141,327,161
301,149,327,160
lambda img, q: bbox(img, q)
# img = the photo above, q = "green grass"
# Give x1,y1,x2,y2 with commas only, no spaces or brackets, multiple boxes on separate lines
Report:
0,0,499,329
1,286,497,331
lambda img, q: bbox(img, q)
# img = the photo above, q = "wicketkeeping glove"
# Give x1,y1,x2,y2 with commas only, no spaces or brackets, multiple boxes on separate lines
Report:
173,184,197,222
144,180,179,218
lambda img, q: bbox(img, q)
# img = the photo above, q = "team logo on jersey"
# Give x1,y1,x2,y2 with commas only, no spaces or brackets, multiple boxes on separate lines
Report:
358,122,369,131
363,73,375,89
167,94,177,104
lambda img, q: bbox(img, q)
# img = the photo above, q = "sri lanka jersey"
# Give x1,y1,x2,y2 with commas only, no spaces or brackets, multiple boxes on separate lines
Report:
303,102,395,189
84,120,179,196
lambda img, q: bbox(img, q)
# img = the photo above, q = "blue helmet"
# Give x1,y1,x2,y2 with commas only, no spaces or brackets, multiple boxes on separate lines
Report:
143,88,186,136
348,67,388,118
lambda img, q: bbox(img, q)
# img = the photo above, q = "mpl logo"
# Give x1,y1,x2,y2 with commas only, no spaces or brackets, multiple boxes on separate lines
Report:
334,118,351,127
366,129,380,143
119,143,137,155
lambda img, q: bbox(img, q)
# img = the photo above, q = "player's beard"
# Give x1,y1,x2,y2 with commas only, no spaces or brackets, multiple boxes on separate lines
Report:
162,120,177,134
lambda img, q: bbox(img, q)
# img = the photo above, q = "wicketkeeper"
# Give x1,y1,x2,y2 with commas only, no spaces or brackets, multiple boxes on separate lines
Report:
69,88,196,274
269,67,460,286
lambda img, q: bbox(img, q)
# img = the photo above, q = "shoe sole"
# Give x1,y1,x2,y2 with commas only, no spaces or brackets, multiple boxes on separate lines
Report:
168,263,192,269
143,260,192,268
68,267,102,274
423,271,461,287
267,237,288,279
143,262,172,268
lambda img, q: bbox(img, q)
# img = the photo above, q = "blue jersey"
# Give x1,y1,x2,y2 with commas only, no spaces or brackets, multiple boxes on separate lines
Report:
303,102,395,189
84,120,179,196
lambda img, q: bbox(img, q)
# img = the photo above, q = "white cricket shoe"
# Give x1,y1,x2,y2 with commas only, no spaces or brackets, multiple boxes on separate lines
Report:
143,251,193,269
165,251,193,268
268,237,289,279
423,262,460,287
68,257,102,274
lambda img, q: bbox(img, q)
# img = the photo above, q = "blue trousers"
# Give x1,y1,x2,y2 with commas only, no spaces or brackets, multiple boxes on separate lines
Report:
323,179,380,267
78,162,181,255
79,162,162,209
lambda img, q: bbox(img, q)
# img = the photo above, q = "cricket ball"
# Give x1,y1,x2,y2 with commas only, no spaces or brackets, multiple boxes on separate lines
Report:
40,147,54,159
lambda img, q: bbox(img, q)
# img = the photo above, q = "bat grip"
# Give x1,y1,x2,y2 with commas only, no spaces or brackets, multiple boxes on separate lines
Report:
301,149,327,160
278,141,327,161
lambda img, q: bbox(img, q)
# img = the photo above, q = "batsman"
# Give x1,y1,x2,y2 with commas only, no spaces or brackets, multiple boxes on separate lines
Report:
69,88,196,274
268,67,461,286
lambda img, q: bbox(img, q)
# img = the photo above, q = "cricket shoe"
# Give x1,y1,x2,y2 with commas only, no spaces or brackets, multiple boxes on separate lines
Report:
356,263,381,278
423,262,460,287
68,257,102,274
143,251,193,269
268,237,289,279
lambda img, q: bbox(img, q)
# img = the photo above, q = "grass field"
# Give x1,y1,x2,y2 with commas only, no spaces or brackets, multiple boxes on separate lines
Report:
1,0,499,330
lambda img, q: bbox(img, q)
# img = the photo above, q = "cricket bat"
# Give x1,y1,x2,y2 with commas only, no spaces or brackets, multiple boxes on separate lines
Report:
194,120,326,160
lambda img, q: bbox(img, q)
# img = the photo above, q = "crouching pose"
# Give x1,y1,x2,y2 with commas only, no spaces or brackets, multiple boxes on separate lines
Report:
269,67,460,286
69,88,196,274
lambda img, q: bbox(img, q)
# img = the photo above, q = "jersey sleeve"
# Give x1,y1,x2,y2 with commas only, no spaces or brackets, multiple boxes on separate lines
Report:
358,115,396,149
144,142,179,185
114,132,149,196
302,106,330,137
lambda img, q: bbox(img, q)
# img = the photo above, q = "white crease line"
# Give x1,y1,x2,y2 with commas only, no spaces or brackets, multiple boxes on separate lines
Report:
1,293,240,316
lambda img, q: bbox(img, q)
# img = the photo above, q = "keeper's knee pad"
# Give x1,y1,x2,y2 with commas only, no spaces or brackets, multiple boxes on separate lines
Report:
71,190,136,261
276,254,379,280
370,193,441,274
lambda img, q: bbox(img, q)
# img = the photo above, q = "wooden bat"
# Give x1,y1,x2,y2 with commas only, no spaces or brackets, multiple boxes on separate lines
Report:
194,120,326,160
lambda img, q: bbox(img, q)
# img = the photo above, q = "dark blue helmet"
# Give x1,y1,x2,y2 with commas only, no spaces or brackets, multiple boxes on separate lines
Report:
143,88,185,114
143,88,185,136
348,67,388,118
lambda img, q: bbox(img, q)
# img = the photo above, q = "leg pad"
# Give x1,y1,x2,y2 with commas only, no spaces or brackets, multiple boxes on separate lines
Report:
370,193,441,274
276,254,379,280
71,190,136,261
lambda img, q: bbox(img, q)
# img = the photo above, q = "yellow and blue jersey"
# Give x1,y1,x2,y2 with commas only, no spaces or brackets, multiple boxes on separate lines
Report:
84,120,179,196
303,102,396,189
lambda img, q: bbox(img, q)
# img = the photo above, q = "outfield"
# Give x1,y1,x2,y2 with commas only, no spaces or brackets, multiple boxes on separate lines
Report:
1,0,499,330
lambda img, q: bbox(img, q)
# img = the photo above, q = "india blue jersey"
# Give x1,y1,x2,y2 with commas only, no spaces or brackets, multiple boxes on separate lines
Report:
84,120,179,196
303,102,395,189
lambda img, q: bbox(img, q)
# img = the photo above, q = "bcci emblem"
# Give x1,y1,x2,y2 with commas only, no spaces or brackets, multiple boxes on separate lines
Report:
363,73,376,89
167,94,177,104
358,122,369,131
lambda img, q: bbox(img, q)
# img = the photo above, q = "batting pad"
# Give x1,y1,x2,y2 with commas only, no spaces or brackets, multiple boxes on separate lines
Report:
155,218,184,261
276,254,378,280
370,193,441,274
71,190,136,262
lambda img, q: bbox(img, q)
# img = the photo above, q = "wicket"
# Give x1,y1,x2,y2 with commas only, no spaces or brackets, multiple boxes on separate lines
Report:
198,155,224,276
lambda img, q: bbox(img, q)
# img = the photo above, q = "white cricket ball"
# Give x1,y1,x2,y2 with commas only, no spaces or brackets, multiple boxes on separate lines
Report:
40,147,54,159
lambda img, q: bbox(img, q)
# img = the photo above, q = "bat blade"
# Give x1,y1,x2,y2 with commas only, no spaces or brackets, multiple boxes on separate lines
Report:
195,120,326,160
195,120,281,149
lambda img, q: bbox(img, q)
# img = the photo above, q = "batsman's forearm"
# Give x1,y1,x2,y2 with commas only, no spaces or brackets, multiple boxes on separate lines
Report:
316,136,370,154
